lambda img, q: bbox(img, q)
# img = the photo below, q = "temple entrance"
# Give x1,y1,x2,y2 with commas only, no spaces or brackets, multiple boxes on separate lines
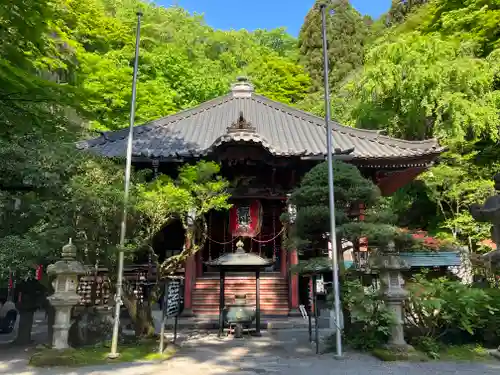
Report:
202,200,285,273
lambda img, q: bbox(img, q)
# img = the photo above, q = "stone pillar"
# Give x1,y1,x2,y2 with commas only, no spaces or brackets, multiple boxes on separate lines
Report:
382,271,410,349
289,249,300,316
370,249,412,351
47,239,86,350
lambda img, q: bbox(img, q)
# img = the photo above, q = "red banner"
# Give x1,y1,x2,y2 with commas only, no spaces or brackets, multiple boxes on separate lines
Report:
229,200,262,238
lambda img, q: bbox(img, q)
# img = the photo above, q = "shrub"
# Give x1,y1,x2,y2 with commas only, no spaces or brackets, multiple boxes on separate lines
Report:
330,279,394,350
404,272,494,342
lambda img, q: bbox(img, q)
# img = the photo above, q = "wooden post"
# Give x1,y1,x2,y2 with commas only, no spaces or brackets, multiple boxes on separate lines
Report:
255,270,261,336
181,255,195,316
218,271,225,337
280,247,288,280
196,250,203,278
289,249,300,316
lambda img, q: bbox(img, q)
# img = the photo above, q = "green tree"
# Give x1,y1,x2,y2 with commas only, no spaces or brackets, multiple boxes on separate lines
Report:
298,0,370,90
246,56,312,104
421,151,495,248
337,33,500,143
287,160,417,335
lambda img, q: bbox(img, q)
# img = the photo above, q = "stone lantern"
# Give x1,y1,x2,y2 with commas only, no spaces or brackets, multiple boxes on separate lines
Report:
470,173,500,359
47,239,87,349
369,242,412,351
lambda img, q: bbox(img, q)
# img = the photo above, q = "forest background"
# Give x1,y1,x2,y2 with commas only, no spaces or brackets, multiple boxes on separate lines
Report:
1,0,500,282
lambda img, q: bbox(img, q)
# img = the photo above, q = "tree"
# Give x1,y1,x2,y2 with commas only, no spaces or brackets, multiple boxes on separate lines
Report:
288,160,414,273
337,33,500,144
298,0,370,91
246,56,312,104
287,160,418,334
421,151,495,248
120,161,231,336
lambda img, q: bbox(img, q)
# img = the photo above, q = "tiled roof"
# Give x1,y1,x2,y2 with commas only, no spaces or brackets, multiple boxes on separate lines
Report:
77,86,444,163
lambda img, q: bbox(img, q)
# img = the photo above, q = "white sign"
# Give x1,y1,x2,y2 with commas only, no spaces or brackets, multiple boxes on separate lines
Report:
316,275,325,294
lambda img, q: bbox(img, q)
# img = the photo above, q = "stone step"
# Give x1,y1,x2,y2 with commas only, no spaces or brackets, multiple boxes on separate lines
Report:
193,307,290,316
192,298,289,306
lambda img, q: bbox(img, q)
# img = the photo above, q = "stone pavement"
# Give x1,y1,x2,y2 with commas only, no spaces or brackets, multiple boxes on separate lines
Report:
1,329,500,375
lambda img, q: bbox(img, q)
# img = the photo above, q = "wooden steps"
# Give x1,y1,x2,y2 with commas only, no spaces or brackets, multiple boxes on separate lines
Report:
192,274,289,316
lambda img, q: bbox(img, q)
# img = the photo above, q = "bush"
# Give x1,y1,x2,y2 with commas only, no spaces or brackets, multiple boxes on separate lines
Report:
404,273,494,341
330,279,394,350
475,288,500,347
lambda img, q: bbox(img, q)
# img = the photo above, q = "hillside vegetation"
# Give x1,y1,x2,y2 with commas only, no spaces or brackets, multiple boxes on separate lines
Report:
1,0,500,277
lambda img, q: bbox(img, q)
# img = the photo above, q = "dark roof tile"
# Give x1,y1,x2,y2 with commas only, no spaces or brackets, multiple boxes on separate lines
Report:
77,93,444,162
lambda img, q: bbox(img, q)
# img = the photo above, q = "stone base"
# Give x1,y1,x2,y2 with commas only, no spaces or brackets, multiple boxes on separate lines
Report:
490,349,500,360
383,342,415,352
288,308,301,317
180,308,194,317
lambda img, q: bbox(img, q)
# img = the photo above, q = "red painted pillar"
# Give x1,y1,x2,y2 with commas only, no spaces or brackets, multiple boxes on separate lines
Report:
196,250,203,278
280,247,288,280
181,255,195,316
289,248,300,316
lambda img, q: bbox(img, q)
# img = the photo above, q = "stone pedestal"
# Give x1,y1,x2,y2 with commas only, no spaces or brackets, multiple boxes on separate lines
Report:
47,239,87,350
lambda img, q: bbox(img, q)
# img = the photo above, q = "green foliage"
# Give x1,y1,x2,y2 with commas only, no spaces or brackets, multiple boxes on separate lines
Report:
404,272,494,340
421,151,495,244
298,0,370,90
51,0,310,130
338,32,500,143
245,56,312,104
335,279,394,350
289,160,414,258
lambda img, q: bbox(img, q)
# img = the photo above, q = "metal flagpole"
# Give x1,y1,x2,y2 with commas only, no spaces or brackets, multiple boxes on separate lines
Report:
109,10,143,359
320,3,343,358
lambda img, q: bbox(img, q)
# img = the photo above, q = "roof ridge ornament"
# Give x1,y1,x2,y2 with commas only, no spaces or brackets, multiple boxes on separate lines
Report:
227,111,256,134
231,76,254,98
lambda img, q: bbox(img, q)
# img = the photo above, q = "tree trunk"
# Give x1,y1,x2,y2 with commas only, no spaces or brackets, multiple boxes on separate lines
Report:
14,309,35,345
122,292,156,338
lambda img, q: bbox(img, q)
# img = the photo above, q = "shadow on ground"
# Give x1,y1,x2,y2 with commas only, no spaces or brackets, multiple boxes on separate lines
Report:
1,314,500,375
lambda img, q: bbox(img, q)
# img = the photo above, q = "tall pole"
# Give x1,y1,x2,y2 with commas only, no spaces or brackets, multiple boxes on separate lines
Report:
109,11,143,359
320,3,342,358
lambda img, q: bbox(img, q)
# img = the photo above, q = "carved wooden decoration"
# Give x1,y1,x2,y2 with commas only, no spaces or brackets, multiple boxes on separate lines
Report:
226,111,256,133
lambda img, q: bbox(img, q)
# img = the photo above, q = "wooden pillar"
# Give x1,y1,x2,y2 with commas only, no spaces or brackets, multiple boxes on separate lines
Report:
196,250,203,277
181,255,195,316
255,270,261,336
218,270,225,337
280,247,288,280
289,249,300,316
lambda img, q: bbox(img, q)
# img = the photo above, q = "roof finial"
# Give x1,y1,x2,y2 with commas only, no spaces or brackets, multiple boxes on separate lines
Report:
231,76,254,98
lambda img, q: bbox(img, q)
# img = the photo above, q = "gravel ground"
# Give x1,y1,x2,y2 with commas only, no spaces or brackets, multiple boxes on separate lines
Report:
1,324,499,375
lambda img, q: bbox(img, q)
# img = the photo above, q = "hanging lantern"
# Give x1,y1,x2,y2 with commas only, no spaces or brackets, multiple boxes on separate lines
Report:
229,200,262,238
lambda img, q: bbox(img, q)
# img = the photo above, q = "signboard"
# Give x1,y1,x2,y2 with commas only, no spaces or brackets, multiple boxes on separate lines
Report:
164,279,181,318
315,274,325,294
